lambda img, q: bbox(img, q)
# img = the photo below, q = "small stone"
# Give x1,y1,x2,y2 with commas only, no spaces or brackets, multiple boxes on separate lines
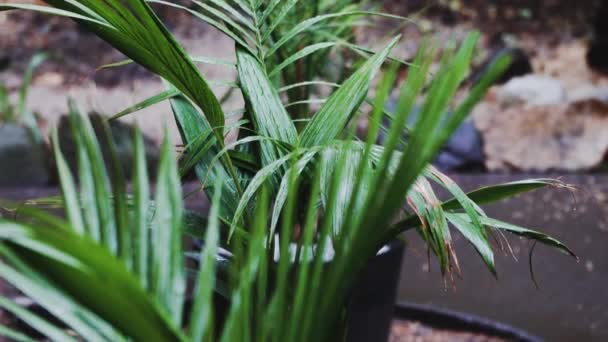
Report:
473,96,608,171
435,120,485,171
498,75,566,106
35,72,64,87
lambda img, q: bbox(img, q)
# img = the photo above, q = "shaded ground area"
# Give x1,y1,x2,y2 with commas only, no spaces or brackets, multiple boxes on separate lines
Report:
1,4,207,86
387,0,599,36
399,174,608,341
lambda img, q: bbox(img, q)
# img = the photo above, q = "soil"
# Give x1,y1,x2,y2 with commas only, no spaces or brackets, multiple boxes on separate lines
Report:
385,0,599,37
1,311,508,342
0,3,207,86
389,319,507,342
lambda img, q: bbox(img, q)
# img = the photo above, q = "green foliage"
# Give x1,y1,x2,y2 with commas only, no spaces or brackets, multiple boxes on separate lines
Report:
0,53,46,142
0,1,577,341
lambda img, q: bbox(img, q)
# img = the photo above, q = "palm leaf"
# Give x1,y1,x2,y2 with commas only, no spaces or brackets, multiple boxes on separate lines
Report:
300,36,398,147
0,222,185,341
236,48,298,168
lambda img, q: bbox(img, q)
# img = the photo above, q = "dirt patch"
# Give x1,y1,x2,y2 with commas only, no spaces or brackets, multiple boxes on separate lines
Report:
390,319,507,342
0,3,209,86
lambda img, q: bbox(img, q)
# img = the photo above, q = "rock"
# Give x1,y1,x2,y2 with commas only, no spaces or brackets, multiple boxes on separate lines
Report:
474,42,608,172
570,85,608,103
35,72,64,87
435,120,485,171
57,114,160,180
473,93,608,171
0,124,50,186
498,75,566,106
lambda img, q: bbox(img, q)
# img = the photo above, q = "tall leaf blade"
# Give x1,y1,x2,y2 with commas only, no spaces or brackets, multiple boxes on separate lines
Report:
51,129,85,235
447,213,577,258
132,128,150,289
151,133,186,326
0,249,118,341
236,48,298,167
300,37,399,147
188,182,222,342
102,121,131,269
0,297,77,342
170,93,240,219
69,105,117,254
0,222,185,341
446,212,495,274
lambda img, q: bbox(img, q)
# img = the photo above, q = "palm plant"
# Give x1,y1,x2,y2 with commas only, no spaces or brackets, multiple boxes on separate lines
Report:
0,1,576,341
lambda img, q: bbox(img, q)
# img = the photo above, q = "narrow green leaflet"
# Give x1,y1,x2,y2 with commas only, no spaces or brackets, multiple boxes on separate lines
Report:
51,129,85,235
447,213,577,258
149,0,256,57
132,128,150,288
0,297,77,342
151,134,186,326
237,48,298,167
229,150,301,239
269,150,319,237
444,179,570,211
266,11,411,57
262,0,300,41
0,325,36,342
102,121,132,268
0,4,110,26
110,89,180,121
170,92,239,219
389,178,569,234
70,106,118,254
300,37,398,147
269,42,337,78
447,212,495,274
0,222,185,341
0,249,119,341
188,182,222,342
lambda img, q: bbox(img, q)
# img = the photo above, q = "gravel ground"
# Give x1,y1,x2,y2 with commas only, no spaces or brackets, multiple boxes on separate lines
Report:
390,320,507,342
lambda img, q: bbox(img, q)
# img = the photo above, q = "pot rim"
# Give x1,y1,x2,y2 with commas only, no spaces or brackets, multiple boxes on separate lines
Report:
393,302,542,342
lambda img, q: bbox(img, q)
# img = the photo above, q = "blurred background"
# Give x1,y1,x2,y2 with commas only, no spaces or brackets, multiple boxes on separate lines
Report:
1,0,607,341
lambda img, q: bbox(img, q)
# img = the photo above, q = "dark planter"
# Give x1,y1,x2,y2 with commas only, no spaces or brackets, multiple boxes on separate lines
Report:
394,302,542,342
190,240,405,342
346,240,405,342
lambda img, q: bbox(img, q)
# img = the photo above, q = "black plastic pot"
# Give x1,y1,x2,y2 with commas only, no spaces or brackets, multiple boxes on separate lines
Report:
393,302,542,342
196,240,405,342
345,240,405,342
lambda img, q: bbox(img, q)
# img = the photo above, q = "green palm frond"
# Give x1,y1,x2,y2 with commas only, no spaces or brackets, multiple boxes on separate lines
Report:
0,2,578,341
